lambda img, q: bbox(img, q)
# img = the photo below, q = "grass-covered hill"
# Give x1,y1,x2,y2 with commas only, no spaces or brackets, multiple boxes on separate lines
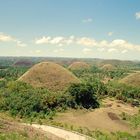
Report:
68,61,90,70
19,61,80,92
101,64,116,71
13,60,33,67
120,72,140,87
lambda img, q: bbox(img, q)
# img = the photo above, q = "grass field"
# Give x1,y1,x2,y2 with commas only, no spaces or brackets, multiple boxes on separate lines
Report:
53,98,139,133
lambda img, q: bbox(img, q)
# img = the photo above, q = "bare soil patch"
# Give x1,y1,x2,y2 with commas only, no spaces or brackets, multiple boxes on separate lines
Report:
107,112,120,120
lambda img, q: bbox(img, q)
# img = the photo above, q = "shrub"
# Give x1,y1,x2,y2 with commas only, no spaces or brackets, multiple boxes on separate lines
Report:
67,83,99,109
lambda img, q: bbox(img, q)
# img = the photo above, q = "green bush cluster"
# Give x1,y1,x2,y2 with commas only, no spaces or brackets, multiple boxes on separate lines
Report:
0,67,28,80
106,81,140,104
67,83,99,109
0,81,99,118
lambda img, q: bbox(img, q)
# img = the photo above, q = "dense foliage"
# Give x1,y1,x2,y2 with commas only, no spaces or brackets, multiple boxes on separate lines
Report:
71,65,140,105
106,81,140,104
67,83,99,109
0,67,28,80
0,81,99,118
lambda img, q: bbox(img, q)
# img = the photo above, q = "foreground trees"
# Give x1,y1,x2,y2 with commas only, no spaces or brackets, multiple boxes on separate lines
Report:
67,83,99,109
0,81,100,118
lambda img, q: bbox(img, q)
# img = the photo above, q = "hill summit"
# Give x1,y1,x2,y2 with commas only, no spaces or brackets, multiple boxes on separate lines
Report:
101,64,116,71
19,61,80,91
68,61,90,70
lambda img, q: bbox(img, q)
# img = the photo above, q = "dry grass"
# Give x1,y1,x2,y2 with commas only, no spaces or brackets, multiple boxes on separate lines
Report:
101,64,116,71
53,98,139,133
0,118,63,140
19,61,80,92
120,72,140,87
68,61,90,70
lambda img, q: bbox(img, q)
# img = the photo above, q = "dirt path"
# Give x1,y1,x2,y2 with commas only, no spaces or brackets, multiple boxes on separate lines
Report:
24,124,94,140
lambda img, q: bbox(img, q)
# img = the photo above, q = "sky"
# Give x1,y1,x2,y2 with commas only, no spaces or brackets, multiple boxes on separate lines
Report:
0,0,140,60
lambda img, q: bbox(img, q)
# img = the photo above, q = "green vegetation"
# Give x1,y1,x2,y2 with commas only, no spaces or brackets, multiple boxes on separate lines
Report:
0,132,29,140
106,81,140,104
67,83,99,109
0,132,48,140
0,81,99,118
120,111,140,128
0,67,28,80
71,65,140,105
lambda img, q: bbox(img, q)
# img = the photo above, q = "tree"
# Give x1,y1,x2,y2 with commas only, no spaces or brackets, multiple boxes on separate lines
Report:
68,83,99,109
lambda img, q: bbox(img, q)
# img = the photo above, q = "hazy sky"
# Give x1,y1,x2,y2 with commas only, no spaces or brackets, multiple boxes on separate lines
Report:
0,0,140,60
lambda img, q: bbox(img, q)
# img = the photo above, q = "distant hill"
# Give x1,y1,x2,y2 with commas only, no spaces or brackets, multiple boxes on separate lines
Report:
68,61,90,70
120,72,140,87
13,60,33,67
101,64,116,71
19,61,80,92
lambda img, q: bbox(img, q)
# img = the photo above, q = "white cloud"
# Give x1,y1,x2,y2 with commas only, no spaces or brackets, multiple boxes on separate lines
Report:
35,36,74,46
0,33,15,42
16,41,27,47
77,37,97,47
53,48,64,53
82,48,92,54
98,40,109,47
35,35,140,52
35,50,41,53
50,37,64,44
35,36,51,44
0,33,27,47
98,48,105,52
121,49,128,54
108,32,113,36
135,12,140,19
82,18,93,23
108,48,118,53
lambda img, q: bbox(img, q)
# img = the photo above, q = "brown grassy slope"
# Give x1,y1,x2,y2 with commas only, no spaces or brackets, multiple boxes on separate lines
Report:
0,118,63,140
54,98,139,133
101,64,116,71
19,61,80,92
68,61,90,70
120,72,140,87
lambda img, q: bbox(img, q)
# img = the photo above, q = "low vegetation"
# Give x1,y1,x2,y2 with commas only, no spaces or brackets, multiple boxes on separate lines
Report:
0,81,99,118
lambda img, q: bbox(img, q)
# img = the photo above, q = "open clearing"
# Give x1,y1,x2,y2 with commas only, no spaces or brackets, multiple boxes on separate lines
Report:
54,98,139,133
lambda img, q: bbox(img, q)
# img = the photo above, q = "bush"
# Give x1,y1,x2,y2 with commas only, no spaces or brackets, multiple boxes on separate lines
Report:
0,81,69,117
0,81,100,118
106,81,140,103
67,83,99,109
